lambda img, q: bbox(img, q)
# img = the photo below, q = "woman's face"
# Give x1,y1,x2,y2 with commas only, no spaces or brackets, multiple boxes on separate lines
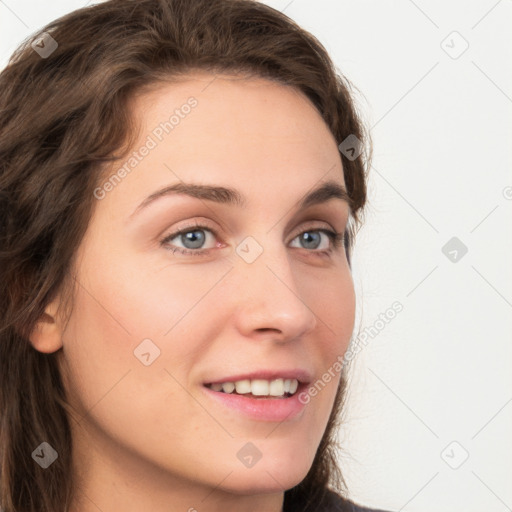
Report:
54,73,355,506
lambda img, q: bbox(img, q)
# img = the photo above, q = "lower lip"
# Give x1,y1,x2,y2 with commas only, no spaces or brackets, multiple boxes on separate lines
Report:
201,384,309,422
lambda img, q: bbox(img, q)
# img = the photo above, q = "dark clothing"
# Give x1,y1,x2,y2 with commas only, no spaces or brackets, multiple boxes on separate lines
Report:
282,488,392,512
323,489,392,512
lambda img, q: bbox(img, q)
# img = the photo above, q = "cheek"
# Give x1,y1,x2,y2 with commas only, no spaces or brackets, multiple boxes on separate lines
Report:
58,267,198,452
313,268,356,358
102,250,231,339
60,249,229,409
58,274,138,415
304,270,355,415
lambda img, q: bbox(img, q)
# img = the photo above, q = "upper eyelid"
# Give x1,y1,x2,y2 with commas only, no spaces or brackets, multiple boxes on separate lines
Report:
163,219,340,241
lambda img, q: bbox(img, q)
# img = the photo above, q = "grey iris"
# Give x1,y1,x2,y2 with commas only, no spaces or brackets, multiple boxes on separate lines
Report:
301,231,321,249
182,230,205,249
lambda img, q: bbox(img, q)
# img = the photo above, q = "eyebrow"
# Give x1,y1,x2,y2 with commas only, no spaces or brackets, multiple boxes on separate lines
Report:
129,179,352,219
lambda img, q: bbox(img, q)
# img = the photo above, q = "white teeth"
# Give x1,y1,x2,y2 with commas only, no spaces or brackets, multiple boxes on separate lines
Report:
251,379,269,396
221,382,235,393
207,378,300,397
235,379,251,394
269,378,284,396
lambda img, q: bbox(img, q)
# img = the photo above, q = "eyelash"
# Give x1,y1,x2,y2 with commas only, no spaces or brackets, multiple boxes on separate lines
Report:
160,223,345,258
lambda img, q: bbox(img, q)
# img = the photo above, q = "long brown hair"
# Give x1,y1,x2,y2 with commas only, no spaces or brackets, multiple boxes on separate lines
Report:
0,1,371,510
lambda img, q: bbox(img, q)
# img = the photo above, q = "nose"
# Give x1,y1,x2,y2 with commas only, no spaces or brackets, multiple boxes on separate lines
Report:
231,245,318,343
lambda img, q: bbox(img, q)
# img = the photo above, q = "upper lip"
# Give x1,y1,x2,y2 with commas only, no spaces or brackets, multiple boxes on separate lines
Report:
203,369,313,385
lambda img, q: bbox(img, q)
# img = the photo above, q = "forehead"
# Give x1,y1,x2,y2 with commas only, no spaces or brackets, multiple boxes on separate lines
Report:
98,72,346,216
128,72,339,163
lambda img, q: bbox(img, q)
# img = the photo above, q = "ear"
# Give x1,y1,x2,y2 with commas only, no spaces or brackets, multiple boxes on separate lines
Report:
29,297,65,354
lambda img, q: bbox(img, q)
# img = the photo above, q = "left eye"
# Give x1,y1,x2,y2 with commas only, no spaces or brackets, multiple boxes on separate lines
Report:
289,230,336,251
161,225,342,255
163,227,217,252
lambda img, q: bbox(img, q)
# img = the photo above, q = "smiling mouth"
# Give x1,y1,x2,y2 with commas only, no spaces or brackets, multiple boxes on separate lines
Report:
204,378,301,399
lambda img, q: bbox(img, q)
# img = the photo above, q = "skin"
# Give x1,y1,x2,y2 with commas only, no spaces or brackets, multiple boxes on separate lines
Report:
30,72,356,512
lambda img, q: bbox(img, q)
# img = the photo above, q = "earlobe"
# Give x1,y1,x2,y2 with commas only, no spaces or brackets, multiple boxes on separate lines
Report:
29,301,65,354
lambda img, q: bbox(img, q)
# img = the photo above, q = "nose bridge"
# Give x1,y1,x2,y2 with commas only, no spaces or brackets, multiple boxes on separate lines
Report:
231,233,317,339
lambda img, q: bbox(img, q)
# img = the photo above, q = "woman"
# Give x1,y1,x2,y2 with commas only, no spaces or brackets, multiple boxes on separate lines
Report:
0,1,389,511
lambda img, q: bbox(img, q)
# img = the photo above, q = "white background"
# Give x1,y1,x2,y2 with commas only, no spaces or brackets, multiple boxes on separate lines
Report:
1,1,511,511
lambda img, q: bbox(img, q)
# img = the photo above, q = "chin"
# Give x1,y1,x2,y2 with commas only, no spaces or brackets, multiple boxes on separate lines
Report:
219,457,312,495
